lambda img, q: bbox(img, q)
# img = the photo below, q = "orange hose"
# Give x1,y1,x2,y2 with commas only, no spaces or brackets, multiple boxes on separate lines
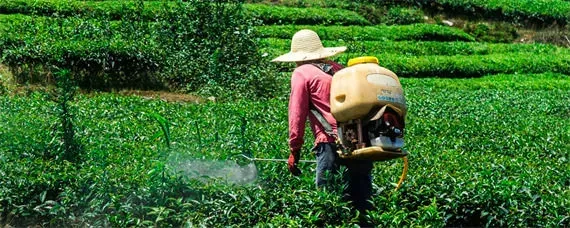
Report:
395,156,408,190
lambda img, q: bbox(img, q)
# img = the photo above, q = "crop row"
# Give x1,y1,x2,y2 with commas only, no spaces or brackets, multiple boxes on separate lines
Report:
0,14,474,43
256,24,476,42
0,14,485,90
0,0,370,25
270,51,570,78
409,0,570,26
261,38,568,57
0,15,163,88
0,10,282,98
1,73,569,226
376,53,570,78
4,39,570,86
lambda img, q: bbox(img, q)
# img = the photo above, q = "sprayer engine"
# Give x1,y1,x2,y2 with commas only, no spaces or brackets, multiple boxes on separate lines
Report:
337,105,405,150
331,57,408,161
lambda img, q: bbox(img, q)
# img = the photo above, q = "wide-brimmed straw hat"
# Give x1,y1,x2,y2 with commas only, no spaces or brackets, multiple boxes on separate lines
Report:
271,29,347,62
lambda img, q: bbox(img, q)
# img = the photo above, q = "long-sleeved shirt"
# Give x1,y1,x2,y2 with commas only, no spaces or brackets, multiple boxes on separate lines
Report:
288,62,343,152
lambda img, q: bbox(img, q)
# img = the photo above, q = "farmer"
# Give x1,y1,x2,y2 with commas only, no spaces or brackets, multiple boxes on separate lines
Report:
271,29,374,214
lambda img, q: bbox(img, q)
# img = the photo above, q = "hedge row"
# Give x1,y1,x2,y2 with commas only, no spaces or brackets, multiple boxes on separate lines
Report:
269,52,570,78
0,0,370,25
8,44,569,85
378,53,570,77
0,0,163,20
5,27,568,81
2,38,162,87
244,3,370,25
256,24,476,42
261,38,568,57
407,0,570,26
0,3,282,98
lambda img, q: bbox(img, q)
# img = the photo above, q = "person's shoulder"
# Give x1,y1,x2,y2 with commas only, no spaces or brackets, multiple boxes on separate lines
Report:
295,64,318,71
292,64,318,76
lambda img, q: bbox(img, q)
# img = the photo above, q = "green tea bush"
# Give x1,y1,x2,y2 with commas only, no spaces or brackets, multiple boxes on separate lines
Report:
383,7,424,25
50,70,83,163
410,0,570,27
153,0,280,99
261,39,570,77
243,4,371,25
380,53,570,77
251,0,423,25
1,16,163,89
0,2,280,99
0,0,173,21
1,74,569,226
257,24,476,42
261,38,566,57
0,1,370,26
463,21,519,43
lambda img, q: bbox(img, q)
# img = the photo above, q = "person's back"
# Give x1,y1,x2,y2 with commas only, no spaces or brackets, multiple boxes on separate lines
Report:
288,63,339,156
271,29,374,225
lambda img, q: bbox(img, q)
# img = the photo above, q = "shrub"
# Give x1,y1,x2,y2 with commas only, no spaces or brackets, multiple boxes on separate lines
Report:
1,17,164,90
257,24,476,42
380,53,570,77
0,1,370,26
463,21,519,43
243,3,371,25
261,38,566,58
383,7,425,25
0,2,280,100
153,0,280,99
410,0,570,27
1,76,569,226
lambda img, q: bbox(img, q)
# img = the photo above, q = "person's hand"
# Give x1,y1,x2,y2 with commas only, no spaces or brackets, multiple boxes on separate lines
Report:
287,150,301,176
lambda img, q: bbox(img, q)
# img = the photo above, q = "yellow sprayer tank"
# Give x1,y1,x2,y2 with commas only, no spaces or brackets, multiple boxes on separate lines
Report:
331,56,407,122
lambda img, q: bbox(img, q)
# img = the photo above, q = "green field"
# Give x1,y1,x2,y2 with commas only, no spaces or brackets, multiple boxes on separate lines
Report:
1,0,569,227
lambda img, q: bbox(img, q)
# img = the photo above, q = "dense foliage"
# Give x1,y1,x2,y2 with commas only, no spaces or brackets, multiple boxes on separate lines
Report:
262,38,568,57
1,74,569,226
1,0,570,227
0,1,371,25
257,24,476,42
408,0,570,26
0,1,280,99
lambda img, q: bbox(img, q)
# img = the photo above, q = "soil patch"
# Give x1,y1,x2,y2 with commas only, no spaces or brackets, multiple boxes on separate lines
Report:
116,89,208,103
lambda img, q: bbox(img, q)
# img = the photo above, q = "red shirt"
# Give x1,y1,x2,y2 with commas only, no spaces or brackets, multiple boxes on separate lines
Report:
288,61,343,152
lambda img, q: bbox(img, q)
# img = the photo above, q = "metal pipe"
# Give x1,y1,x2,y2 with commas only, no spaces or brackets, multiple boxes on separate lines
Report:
240,154,317,163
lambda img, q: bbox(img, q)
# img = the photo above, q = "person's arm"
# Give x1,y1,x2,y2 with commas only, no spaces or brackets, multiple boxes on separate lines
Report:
288,70,310,153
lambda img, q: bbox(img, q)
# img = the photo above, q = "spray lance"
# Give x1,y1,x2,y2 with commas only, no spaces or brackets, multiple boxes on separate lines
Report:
237,153,408,190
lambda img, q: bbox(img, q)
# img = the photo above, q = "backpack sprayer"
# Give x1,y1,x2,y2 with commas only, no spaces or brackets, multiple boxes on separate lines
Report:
242,56,409,189
331,56,408,189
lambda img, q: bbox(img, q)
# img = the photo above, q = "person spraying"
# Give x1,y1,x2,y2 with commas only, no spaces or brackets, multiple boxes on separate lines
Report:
271,29,375,214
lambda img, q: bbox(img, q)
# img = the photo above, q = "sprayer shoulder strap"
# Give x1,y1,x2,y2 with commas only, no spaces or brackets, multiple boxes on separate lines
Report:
308,62,336,137
310,108,335,137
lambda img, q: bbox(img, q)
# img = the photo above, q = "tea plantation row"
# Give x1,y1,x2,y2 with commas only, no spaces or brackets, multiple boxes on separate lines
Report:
3,14,570,86
1,73,568,227
407,0,570,26
0,0,369,25
4,0,570,26
262,38,567,56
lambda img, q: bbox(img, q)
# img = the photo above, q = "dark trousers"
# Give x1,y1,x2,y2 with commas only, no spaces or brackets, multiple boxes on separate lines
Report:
314,143,374,212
